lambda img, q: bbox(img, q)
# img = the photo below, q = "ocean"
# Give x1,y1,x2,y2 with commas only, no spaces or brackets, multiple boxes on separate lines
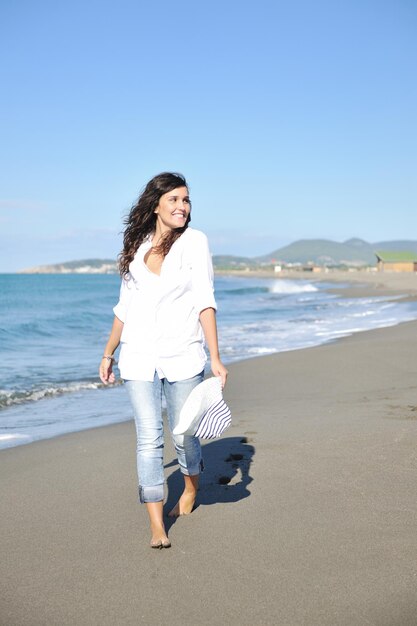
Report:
1,273,417,450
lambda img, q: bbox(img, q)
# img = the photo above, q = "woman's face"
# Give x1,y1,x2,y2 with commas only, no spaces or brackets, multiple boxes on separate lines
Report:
154,186,190,233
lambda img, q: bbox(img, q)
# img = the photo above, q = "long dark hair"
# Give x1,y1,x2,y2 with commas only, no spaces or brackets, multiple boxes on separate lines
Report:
119,172,191,276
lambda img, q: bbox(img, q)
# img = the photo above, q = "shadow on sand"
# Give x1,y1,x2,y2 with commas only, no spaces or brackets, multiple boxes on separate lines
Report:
164,436,255,529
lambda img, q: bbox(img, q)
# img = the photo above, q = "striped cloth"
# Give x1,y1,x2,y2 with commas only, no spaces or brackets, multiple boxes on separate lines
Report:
194,398,232,439
173,376,232,439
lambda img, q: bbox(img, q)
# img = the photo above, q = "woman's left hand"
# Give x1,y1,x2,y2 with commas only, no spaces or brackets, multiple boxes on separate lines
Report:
211,358,228,388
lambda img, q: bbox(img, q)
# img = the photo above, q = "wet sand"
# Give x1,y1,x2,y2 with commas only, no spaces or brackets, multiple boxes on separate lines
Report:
1,282,417,624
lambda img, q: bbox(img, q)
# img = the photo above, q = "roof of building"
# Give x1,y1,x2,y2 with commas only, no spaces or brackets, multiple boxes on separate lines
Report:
375,250,417,262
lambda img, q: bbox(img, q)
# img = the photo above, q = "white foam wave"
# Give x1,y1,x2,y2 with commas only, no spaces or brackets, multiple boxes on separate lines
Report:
0,380,121,410
0,433,33,449
247,347,277,354
0,434,31,442
269,280,318,294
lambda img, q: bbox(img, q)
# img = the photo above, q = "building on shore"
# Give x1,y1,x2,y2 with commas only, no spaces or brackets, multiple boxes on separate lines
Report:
375,251,417,273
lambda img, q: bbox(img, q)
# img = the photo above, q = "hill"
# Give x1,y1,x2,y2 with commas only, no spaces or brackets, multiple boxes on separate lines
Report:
18,239,417,273
211,254,256,269
372,241,417,254
20,259,118,274
256,238,376,266
214,238,417,268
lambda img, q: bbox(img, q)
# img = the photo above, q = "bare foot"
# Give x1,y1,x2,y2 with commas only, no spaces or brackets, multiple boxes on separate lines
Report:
150,522,170,548
168,474,199,517
168,489,197,517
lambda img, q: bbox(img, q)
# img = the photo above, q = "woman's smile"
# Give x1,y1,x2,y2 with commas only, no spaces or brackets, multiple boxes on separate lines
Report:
154,186,191,233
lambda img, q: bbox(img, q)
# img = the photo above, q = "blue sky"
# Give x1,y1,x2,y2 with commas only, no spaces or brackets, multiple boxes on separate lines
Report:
0,0,416,271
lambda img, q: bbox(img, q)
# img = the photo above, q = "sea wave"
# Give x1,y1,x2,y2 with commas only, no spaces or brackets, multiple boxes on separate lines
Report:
0,379,123,410
218,286,270,296
217,280,318,297
269,280,318,294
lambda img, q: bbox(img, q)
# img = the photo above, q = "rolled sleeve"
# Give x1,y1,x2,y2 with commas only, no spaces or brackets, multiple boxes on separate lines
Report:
189,232,217,313
113,275,134,323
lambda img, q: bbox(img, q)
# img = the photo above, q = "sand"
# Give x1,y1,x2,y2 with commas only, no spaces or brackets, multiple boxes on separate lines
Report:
1,277,417,625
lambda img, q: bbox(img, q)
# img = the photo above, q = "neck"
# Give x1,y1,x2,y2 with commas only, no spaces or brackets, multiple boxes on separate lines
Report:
154,218,172,240
152,226,170,248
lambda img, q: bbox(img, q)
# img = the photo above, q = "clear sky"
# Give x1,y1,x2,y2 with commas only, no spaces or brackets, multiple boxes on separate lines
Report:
0,0,416,271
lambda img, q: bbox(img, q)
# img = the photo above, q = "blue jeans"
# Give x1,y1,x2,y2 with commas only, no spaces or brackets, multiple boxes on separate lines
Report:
125,371,204,503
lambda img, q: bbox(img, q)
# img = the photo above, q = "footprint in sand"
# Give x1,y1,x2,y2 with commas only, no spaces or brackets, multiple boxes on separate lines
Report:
240,435,256,443
225,453,244,461
386,405,417,420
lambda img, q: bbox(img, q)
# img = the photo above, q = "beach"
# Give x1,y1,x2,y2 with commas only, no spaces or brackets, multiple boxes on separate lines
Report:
1,275,417,625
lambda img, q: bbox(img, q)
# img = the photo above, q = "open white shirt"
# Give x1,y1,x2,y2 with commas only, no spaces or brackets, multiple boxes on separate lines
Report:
113,228,217,382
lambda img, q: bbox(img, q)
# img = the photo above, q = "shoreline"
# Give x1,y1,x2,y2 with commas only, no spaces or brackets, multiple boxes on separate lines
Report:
2,271,417,452
1,317,416,452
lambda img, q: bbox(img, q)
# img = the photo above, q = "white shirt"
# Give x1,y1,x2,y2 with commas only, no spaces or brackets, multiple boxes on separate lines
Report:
113,228,217,382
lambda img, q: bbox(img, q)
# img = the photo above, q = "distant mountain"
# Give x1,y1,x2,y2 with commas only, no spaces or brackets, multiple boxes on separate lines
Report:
20,258,118,274
256,238,376,266
214,238,417,268
372,241,417,254
211,254,256,268
19,239,417,273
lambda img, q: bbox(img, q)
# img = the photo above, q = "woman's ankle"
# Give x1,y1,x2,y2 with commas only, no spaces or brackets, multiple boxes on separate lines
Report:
183,473,199,493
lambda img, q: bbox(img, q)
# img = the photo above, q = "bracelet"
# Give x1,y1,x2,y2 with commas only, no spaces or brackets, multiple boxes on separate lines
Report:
102,355,116,362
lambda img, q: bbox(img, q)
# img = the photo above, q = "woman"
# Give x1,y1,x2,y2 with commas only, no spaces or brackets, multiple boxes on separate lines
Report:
99,172,228,549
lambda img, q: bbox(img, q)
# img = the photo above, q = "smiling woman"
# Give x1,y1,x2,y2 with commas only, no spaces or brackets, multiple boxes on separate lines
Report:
145,186,191,275
99,172,228,549
118,172,191,276
154,187,190,231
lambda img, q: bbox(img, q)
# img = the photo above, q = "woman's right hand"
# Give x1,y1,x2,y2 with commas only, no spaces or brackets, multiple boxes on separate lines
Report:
99,357,116,385
100,318,123,384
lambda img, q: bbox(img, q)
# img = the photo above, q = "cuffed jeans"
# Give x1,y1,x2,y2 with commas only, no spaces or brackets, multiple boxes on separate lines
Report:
125,371,204,503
